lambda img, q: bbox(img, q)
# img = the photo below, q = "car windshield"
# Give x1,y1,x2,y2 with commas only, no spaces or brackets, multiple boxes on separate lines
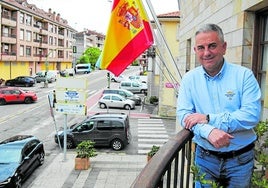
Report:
123,90,133,97
0,147,21,163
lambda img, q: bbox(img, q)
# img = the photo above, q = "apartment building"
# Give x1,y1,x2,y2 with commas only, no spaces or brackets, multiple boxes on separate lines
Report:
74,29,105,62
0,0,76,80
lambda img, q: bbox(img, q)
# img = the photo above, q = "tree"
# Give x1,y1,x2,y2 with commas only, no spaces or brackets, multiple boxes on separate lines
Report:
79,47,101,68
79,55,90,64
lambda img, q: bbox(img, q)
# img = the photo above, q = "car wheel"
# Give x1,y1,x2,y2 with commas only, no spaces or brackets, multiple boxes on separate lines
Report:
25,83,30,87
99,103,107,109
24,97,32,104
15,175,22,188
111,139,124,151
66,138,75,149
124,104,131,110
60,138,74,149
38,151,45,165
111,78,115,82
0,98,6,105
140,89,146,94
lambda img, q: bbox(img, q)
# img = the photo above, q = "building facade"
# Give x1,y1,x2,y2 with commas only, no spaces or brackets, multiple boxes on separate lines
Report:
0,0,76,80
73,29,105,64
177,0,268,119
155,11,180,117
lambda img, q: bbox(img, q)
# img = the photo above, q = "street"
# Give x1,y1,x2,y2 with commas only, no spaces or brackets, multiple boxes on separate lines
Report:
0,66,176,187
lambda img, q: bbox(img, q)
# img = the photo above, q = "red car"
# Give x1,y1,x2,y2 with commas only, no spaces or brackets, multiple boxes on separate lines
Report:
0,87,37,105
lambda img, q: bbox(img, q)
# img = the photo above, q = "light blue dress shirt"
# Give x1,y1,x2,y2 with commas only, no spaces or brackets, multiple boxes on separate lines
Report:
177,60,261,152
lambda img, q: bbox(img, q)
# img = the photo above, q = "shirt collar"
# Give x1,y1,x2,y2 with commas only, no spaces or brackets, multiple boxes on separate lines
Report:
203,60,225,80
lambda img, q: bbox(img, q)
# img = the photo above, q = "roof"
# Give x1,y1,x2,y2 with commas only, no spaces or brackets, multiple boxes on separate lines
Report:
2,0,73,29
90,112,128,119
0,135,35,148
157,11,180,18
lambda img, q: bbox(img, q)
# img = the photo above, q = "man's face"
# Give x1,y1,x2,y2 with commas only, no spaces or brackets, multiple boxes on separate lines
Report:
194,31,227,76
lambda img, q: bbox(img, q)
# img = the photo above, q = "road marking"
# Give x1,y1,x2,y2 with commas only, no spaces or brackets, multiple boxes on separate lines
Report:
137,118,170,154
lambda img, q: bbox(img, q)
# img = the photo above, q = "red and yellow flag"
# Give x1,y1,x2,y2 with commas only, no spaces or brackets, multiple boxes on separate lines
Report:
100,0,154,76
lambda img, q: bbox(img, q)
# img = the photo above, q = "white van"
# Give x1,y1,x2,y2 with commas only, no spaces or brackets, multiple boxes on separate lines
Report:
119,80,148,94
75,64,91,74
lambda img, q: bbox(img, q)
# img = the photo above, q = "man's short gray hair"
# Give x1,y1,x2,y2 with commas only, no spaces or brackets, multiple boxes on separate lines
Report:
195,24,224,42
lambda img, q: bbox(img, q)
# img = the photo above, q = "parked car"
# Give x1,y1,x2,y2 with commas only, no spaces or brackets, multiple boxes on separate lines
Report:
0,87,37,105
60,68,75,77
75,64,91,74
34,70,57,83
98,93,135,110
111,74,126,83
128,75,147,83
5,76,36,87
102,89,142,105
55,113,131,150
0,135,45,188
119,80,148,94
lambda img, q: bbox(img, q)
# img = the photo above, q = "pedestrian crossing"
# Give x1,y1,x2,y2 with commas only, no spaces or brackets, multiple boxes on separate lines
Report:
137,118,169,154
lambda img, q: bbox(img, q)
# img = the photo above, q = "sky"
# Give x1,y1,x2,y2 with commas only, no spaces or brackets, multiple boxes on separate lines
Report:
27,0,179,33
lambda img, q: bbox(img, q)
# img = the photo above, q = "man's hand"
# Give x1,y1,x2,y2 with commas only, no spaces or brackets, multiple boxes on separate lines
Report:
184,113,207,129
208,129,234,148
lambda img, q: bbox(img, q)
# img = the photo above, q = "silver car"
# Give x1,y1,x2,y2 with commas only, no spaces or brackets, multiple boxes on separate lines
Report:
119,80,148,94
98,93,135,110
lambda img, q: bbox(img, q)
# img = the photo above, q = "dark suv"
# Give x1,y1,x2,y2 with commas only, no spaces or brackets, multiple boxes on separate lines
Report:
55,113,131,150
102,89,142,105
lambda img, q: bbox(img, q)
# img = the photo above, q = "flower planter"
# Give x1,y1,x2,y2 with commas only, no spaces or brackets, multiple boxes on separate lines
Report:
75,157,90,170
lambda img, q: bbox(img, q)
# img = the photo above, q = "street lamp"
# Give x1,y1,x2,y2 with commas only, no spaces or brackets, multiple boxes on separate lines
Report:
44,49,55,88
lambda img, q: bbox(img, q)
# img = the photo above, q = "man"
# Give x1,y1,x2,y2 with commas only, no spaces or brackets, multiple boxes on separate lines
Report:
177,23,261,187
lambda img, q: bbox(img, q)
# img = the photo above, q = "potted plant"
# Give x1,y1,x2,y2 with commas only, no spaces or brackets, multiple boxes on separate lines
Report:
149,96,159,105
147,145,160,162
252,120,268,187
75,140,97,170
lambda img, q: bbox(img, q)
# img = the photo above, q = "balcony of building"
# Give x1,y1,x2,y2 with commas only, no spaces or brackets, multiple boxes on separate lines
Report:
1,32,17,44
1,10,17,27
131,129,194,188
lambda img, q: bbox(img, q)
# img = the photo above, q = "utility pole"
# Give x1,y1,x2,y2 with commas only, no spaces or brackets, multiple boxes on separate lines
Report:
44,54,49,88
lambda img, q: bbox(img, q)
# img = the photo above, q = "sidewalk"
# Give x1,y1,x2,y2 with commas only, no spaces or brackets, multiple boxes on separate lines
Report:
28,152,147,188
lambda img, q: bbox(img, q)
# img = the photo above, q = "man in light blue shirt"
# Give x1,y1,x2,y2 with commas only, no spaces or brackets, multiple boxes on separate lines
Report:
177,24,261,187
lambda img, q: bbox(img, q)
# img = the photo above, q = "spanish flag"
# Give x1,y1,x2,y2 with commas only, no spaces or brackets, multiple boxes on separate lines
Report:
100,0,154,76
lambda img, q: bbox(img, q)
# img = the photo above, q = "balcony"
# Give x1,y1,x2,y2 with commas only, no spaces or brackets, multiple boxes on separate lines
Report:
2,33,17,44
1,16,16,27
1,51,16,61
131,129,194,188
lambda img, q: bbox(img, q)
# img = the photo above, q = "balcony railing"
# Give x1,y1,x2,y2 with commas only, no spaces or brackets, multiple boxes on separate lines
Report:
131,129,194,188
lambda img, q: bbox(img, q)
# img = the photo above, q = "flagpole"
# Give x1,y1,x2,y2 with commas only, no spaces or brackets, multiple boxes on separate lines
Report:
144,0,182,80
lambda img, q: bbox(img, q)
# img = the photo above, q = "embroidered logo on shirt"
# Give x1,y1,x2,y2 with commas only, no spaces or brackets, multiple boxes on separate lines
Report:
225,91,235,100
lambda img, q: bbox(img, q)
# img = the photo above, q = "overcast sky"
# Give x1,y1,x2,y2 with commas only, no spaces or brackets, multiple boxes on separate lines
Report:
27,0,179,33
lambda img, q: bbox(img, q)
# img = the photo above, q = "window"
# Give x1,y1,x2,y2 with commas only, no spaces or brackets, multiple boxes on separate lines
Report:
112,95,121,101
20,13,24,24
97,120,111,130
255,11,268,104
25,14,32,26
26,46,31,56
26,30,31,41
111,121,124,129
103,95,110,100
3,27,8,37
186,39,191,72
76,121,94,132
133,82,140,87
20,45,24,56
20,29,24,40
49,36,53,45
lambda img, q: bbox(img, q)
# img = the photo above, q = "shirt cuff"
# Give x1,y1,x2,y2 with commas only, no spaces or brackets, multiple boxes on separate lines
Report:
199,124,215,139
